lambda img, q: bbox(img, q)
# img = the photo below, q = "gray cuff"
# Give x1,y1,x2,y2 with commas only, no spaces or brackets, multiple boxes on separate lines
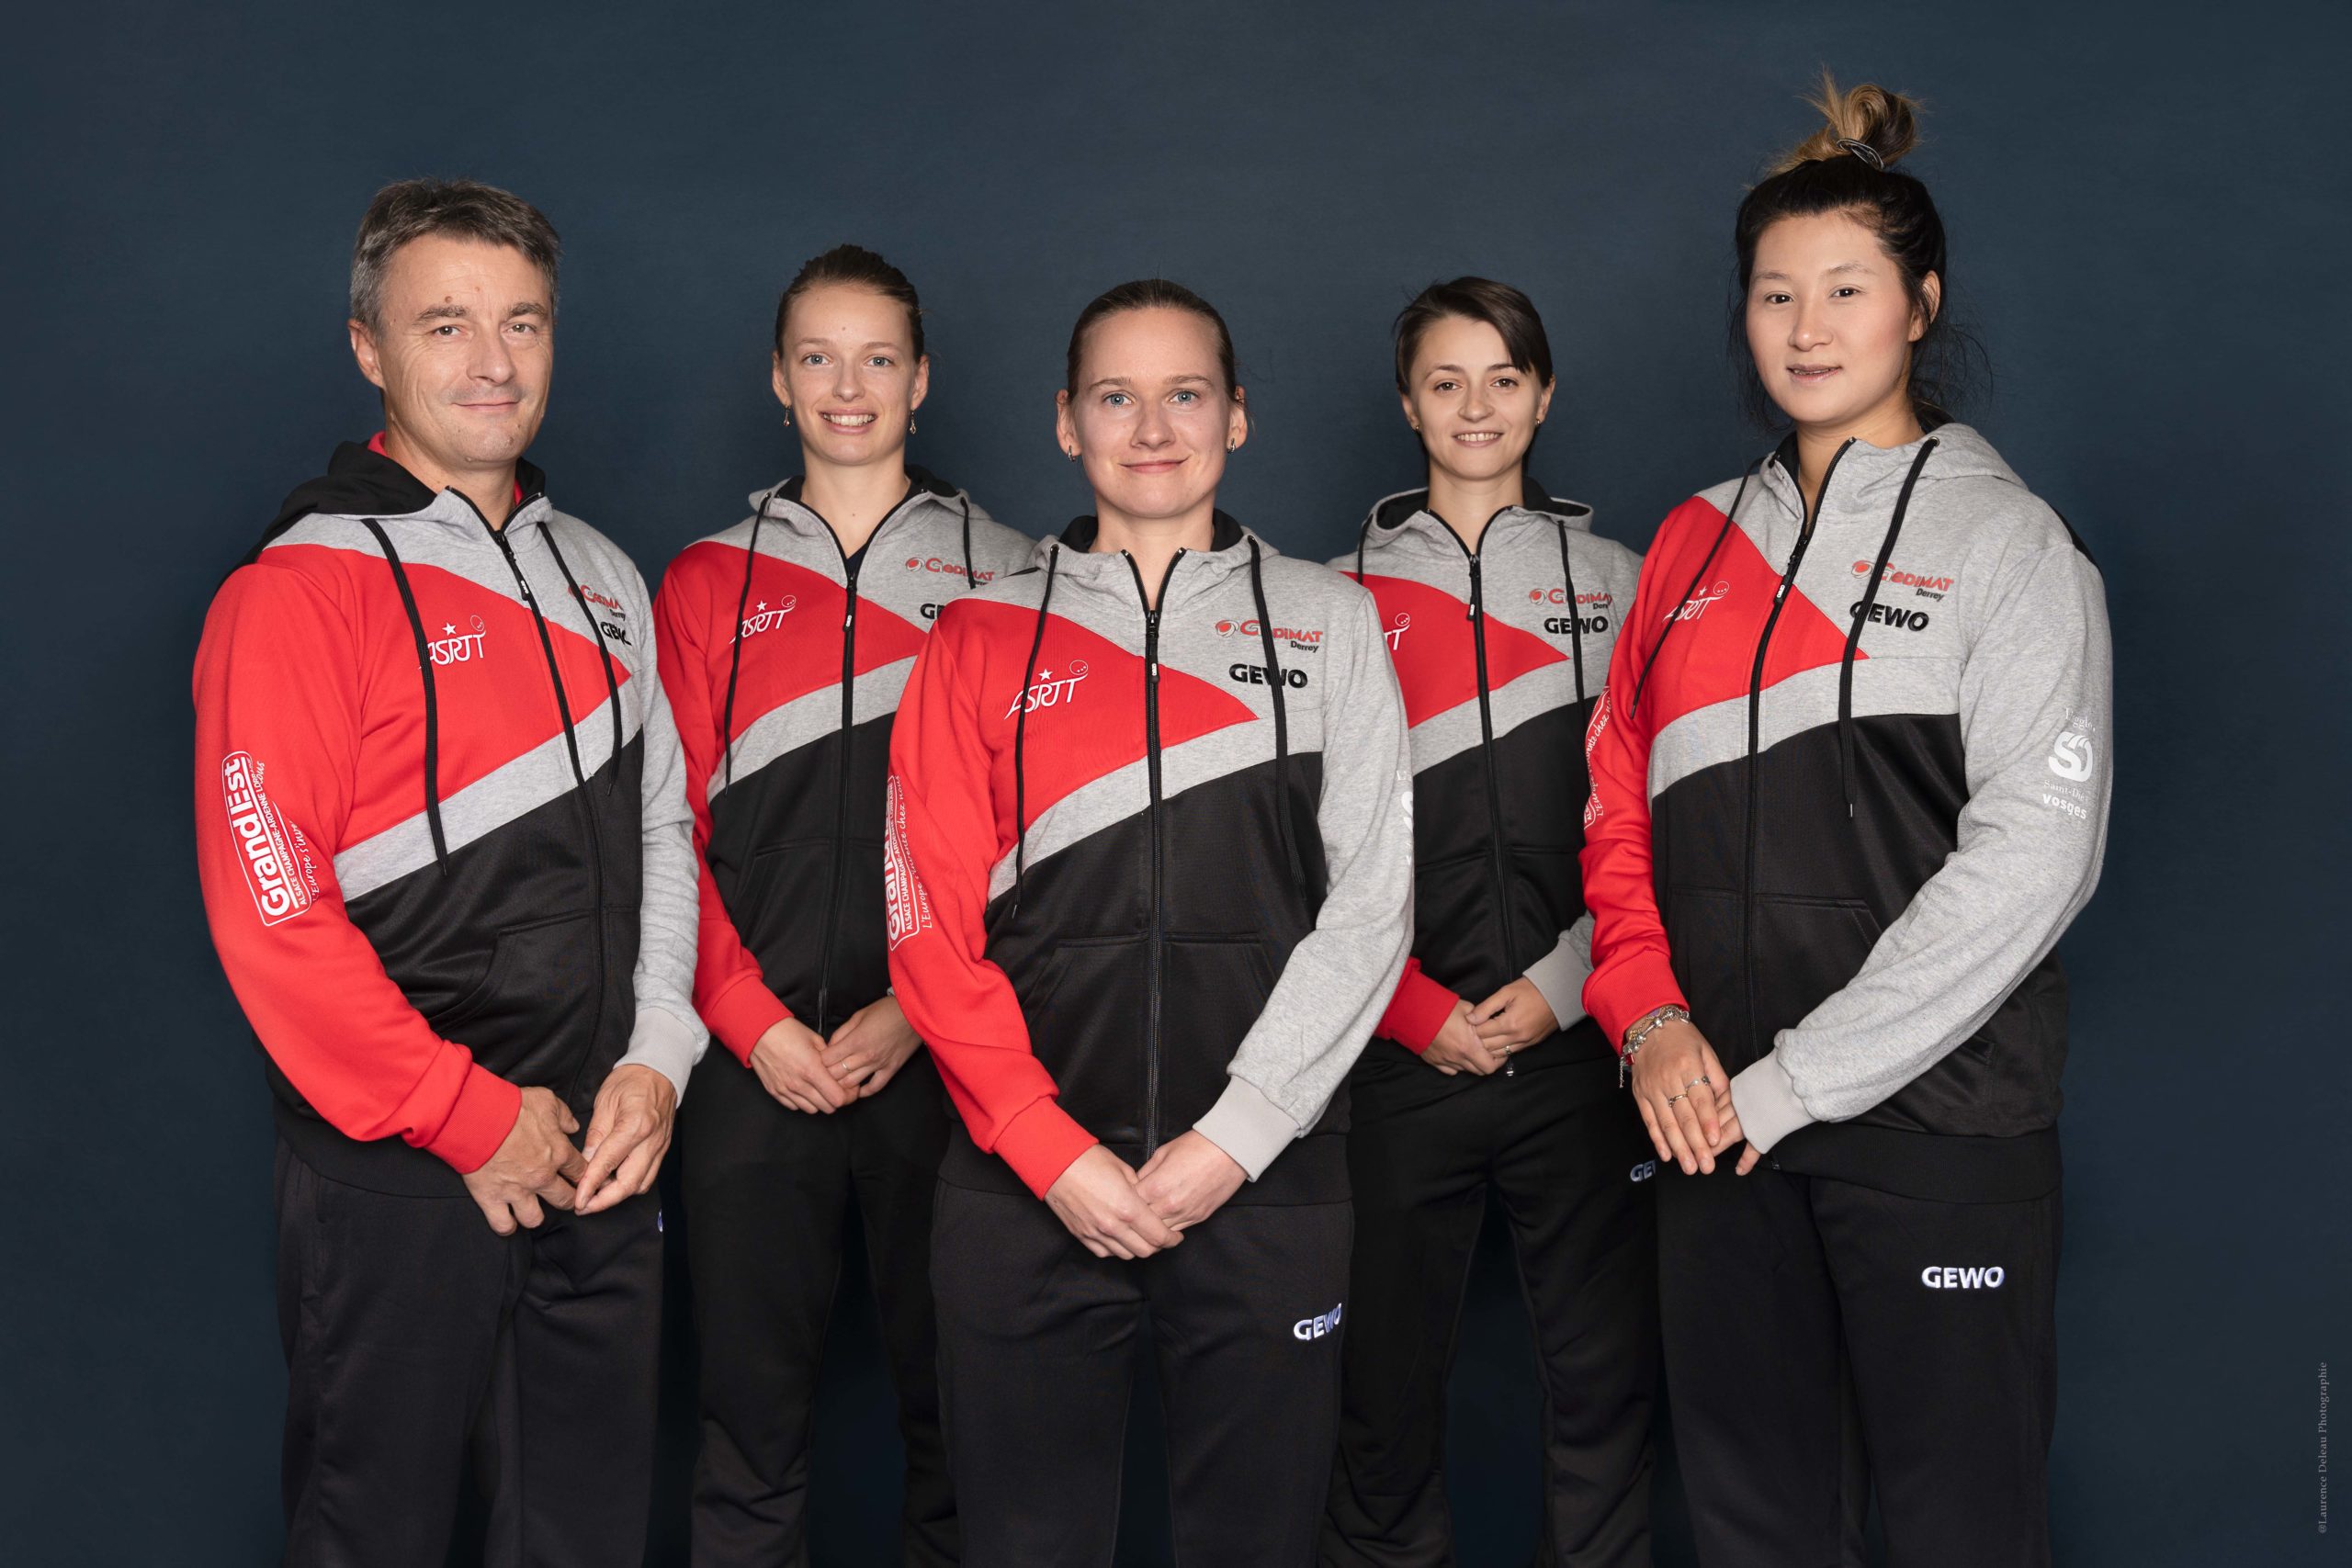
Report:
1521,930,1594,1033
1192,1077,1302,1181
616,1007,704,1105
1729,1053,1816,1154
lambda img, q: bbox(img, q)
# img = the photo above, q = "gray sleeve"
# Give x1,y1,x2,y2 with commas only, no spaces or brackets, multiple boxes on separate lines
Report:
1730,536,2112,1151
1194,585,1415,1179
1521,912,1595,1031
616,562,711,1099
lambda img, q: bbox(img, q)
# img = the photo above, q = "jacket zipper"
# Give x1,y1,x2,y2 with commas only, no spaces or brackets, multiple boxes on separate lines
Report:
1439,513,1522,1076
810,490,927,1033
1738,441,1852,1057
476,497,609,1099
1125,547,1183,1154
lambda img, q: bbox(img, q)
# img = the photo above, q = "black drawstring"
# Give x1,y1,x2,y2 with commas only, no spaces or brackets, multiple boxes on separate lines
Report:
1010,546,1060,914
1352,512,1374,583
959,494,977,589
719,485,786,792
1631,457,1759,719
1246,539,1302,897
1553,520,1587,706
359,519,450,874
537,524,626,795
1838,439,1939,818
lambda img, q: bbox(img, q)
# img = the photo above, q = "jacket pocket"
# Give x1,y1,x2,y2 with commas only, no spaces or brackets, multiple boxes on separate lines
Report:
1159,935,1279,1132
733,838,835,1006
1747,893,1884,1048
426,911,599,1083
1019,935,1151,1145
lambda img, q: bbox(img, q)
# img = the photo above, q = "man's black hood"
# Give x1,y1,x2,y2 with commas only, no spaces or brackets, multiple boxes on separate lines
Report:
240,440,548,568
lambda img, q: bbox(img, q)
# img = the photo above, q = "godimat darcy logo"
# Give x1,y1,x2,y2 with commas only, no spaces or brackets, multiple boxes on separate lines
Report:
221,751,315,925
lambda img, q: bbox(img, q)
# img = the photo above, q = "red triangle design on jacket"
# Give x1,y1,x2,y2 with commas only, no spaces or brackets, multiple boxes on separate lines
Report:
956,601,1257,831
1353,570,1566,730
1630,507,1863,728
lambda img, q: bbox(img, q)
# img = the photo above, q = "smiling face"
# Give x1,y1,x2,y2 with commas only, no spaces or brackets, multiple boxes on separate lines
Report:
773,281,929,471
348,232,552,479
1745,209,1939,434
1056,306,1248,527
1400,314,1554,485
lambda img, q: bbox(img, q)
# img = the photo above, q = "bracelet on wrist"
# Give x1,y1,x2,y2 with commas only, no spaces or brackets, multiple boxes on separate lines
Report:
1618,1004,1690,1089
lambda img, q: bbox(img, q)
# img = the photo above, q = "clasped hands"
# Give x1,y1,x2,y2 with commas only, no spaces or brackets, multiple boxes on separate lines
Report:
1629,1017,1760,1177
459,1062,677,1235
1424,976,1557,1076
1045,1134,1246,1260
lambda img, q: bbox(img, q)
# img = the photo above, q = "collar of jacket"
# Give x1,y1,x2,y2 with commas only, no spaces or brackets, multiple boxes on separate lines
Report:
742,464,963,540
1753,420,2017,529
1359,474,1593,558
1035,510,1272,605
248,439,553,565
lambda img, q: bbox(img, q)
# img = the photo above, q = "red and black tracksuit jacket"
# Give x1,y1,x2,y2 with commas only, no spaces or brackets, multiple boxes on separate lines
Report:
652,469,1031,1054
193,438,706,1194
1580,424,2111,1200
883,514,1415,1201
1339,481,1643,1068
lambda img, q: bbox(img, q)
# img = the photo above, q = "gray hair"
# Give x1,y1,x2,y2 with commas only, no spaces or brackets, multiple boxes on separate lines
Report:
349,177,560,331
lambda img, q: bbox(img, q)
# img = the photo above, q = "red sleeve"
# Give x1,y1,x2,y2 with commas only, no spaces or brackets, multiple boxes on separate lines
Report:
652,551,790,1065
1578,514,1691,1050
194,561,520,1171
1378,958,1459,1053
883,610,1096,1198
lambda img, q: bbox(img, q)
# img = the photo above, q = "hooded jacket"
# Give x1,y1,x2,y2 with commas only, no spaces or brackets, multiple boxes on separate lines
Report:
1580,423,2110,1201
884,514,1415,1202
652,470,1031,1055
1337,479,1641,1070
193,438,706,1195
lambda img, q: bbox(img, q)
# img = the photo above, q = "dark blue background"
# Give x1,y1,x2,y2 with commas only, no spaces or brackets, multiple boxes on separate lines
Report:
6,2,2344,1562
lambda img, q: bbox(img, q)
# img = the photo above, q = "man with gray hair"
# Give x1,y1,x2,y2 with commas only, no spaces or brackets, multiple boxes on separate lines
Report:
192,177,705,1564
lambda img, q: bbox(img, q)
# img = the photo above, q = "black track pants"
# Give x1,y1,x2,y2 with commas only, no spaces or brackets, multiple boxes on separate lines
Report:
1323,1055,1658,1566
931,1179,1354,1568
274,1139,663,1568
1656,1159,2061,1568
678,1047,955,1567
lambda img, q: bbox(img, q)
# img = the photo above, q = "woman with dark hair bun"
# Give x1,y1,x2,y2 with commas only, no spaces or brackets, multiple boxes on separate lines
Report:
1323,278,1657,1566
885,279,1414,1564
652,243,1033,1565
1579,77,2111,1565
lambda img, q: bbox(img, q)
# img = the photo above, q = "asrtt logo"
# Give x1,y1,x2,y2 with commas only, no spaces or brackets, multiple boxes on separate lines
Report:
1383,612,1410,652
428,615,489,665
1667,581,1729,623
740,596,797,639
1005,660,1090,717
1292,1301,1344,1341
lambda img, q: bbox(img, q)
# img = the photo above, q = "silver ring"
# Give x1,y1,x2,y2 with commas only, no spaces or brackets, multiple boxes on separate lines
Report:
1682,1075,1711,1093
1664,1090,1689,1107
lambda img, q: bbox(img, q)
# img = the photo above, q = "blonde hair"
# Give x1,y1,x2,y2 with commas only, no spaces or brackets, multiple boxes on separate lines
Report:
1768,71,1923,177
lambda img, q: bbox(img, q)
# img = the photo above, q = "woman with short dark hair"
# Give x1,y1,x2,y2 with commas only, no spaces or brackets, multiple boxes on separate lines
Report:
1324,278,1656,1566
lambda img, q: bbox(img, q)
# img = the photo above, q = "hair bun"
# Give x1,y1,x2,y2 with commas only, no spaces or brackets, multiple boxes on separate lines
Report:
1770,71,1921,175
